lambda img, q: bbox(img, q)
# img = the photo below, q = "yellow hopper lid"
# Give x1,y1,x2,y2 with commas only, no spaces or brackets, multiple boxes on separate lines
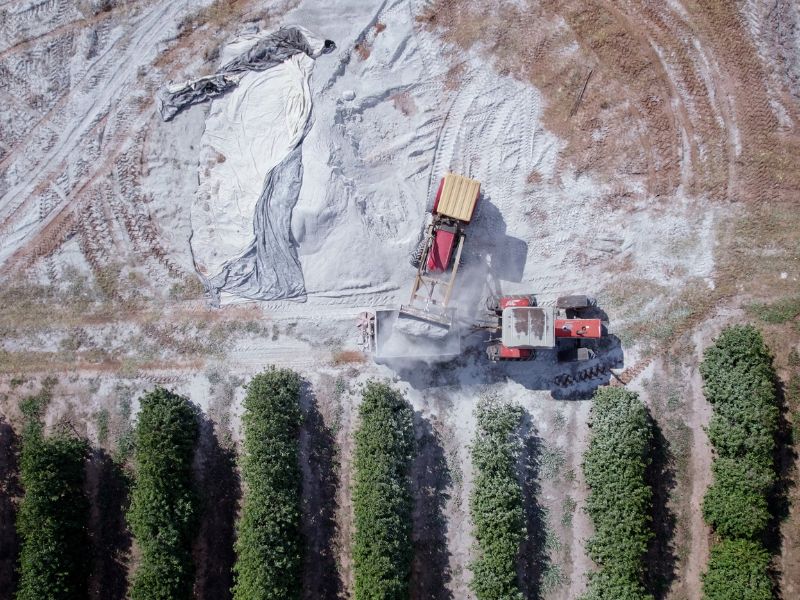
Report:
435,173,481,223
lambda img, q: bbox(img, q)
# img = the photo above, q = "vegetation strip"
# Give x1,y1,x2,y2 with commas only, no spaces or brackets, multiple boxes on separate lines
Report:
700,325,777,599
16,392,91,600
233,368,303,600
127,387,199,600
352,381,415,600
581,387,653,600
468,398,525,600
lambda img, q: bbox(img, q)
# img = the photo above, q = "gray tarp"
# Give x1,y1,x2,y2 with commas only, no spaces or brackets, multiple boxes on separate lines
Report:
160,27,335,305
204,144,307,302
158,27,333,121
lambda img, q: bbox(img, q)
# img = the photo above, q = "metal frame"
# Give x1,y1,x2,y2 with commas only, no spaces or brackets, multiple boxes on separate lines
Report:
399,229,465,327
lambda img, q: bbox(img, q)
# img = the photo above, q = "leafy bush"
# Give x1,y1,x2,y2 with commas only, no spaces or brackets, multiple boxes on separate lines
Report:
233,368,303,600
581,568,651,600
581,387,653,600
705,403,777,468
700,325,778,599
702,539,772,600
469,398,525,600
352,381,414,600
700,325,777,542
700,326,776,409
127,388,199,600
746,297,800,324
701,458,772,539
16,404,90,600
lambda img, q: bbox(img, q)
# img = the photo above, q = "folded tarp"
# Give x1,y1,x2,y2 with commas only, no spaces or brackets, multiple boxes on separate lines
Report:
160,26,335,304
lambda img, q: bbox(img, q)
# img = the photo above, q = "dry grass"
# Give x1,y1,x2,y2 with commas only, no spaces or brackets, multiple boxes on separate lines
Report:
422,0,800,207
353,43,370,60
421,0,800,371
331,350,367,366
155,0,299,76
421,0,681,198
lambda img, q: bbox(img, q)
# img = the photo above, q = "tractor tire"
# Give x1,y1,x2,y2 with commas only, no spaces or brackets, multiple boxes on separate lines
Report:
409,237,427,268
485,295,501,314
556,295,593,310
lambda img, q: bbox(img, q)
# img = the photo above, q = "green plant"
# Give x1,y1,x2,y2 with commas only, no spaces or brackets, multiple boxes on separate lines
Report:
540,563,568,594
19,391,49,422
786,373,800,408
746,296,800,324
352,381,414,600
126,387,199,600
788,348,800,367
469,398,525,600
16,397,90,600
699,325,778,598
699,326,777,542
580,387,653,600
95,408,110,445
701,457,772,539
561,496,577,528
552,410,567,430
233,368,303,600
539,444,567,480
702,539,772,600
581,569,652,600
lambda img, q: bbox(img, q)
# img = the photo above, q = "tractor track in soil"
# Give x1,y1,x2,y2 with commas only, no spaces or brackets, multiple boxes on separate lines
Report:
0,0,183,274
0,3,126,60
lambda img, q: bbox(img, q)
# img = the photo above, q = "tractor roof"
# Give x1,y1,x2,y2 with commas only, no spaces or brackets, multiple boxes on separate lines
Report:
502,306,556,349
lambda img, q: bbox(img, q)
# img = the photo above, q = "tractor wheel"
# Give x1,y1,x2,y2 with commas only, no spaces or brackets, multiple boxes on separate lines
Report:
486,344,501,362
485,295,501,314
409,237,427,268
556,294,593,311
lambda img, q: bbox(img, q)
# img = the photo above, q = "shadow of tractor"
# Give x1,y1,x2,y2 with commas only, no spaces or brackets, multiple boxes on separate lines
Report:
383,327,625,400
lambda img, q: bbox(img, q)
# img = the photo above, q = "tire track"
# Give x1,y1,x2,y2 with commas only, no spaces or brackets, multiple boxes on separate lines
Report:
0,1,180,250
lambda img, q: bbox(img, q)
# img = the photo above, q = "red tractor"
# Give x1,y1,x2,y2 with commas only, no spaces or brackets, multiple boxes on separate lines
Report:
485,294,603,362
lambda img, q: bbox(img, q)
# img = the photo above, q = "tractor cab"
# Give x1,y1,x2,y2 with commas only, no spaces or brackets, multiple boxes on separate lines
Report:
487,294,603,362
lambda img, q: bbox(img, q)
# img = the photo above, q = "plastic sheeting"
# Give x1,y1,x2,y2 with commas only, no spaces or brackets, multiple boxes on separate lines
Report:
158,26,334,121
160,26,334,304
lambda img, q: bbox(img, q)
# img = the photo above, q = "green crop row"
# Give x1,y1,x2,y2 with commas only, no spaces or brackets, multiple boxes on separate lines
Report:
233,368,303,600
126,387,199,600
581,387,653,600
700,325,777,599
16,393,90,600
352,381,415,600
468,398,525,600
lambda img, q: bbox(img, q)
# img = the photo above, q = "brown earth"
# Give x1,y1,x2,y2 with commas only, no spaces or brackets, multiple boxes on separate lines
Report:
421,1,800,597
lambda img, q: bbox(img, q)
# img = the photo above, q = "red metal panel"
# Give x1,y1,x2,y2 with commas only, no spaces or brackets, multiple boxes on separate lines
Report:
432,177,445,214
500,296,531,309
554,318,602,339
498,345,533,360
427,228,456,272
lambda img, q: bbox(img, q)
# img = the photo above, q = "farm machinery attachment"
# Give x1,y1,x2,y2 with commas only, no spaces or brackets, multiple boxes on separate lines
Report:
399,173,481,327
